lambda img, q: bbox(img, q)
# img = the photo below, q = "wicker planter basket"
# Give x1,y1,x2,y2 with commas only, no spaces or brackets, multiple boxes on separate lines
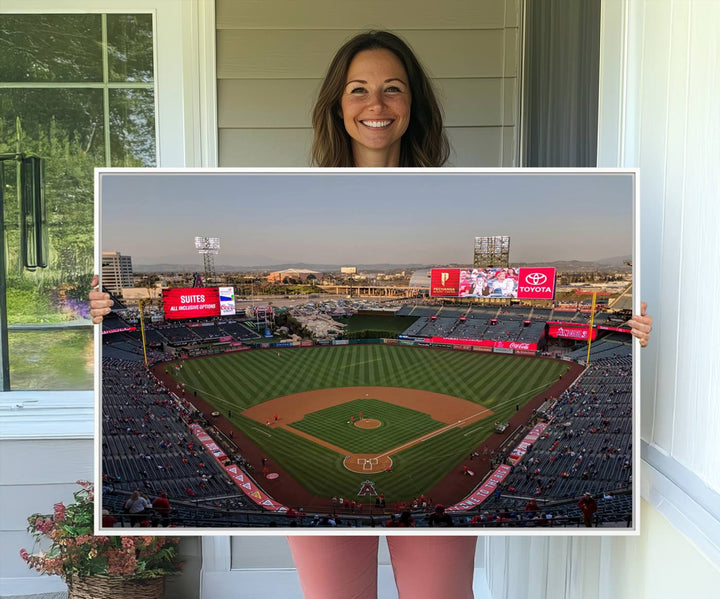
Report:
67,575,165,599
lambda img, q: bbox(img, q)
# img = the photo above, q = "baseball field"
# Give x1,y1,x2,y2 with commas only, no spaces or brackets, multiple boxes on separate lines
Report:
169,344,571,503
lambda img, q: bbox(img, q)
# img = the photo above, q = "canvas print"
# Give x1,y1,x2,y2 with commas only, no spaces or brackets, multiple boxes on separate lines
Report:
98,170,637,532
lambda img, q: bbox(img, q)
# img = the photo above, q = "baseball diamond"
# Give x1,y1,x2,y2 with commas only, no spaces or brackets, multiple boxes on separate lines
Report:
164,344,575,504
247,392,493,473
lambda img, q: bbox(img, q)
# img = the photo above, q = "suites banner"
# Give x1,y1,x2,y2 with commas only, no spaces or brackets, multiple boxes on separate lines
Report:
162,287,220,319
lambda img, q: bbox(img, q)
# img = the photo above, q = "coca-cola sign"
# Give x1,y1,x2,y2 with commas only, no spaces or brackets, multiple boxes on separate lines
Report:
509,342,532,350
426,336,538,351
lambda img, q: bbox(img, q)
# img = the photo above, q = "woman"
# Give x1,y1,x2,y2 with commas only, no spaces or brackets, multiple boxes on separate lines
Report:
90,30,653,599
311,30,449,168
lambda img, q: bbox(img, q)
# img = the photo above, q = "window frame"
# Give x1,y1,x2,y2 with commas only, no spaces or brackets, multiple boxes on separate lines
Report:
0,0,216,436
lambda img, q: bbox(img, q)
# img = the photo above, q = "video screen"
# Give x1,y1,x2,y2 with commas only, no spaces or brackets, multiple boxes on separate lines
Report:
431,267,556,299
162,287,221,320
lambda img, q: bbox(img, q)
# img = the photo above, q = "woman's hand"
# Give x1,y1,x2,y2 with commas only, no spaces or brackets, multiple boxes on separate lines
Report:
627,301,653,348
89,274,113,324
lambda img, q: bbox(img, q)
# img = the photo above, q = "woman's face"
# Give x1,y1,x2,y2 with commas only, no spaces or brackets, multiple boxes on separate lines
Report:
340,49,411,166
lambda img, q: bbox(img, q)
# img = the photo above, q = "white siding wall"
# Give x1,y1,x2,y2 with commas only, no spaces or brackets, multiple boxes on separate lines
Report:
485,500,720,599
0,440,92,593
0,393,94,597
611,0,720,492
486,0,720,597
216,0,521,167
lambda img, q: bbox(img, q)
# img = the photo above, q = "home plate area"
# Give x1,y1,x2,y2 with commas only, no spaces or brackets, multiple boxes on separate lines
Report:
344,453,393,473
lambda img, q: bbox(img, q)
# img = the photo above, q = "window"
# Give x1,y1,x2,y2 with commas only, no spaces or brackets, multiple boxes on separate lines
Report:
0,13,156,390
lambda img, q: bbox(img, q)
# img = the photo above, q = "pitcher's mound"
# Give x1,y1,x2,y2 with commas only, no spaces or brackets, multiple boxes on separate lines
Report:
354,418,381,429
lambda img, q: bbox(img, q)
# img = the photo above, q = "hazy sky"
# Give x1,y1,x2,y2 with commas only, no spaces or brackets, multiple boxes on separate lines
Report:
100,171,634,267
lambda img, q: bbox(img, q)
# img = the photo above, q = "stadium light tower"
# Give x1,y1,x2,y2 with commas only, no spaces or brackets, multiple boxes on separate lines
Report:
194,236,220,283
473,235,510,268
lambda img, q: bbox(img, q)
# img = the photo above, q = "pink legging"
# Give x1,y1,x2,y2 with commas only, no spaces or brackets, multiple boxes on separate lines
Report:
287,536,477,599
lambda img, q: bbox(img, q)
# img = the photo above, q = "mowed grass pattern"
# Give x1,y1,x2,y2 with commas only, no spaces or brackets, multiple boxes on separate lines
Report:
171,345,570,502
289,398,446,453
174,345,567,410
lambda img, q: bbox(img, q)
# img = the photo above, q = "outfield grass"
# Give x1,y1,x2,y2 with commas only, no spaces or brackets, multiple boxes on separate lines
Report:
174,345,566,410
334,314,418,335
171,345,570,502
289,398,446,453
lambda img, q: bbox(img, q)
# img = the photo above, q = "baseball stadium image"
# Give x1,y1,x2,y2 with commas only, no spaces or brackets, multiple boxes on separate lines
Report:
99,170,636,531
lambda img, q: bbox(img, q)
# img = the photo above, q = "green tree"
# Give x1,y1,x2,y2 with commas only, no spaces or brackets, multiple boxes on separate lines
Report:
1,13,155,324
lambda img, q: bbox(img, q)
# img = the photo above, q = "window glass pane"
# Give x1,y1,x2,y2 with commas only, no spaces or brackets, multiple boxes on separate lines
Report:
1,88,103,293
0,89,106,164
107,14,154,83
109,89,157,166
0,14,103,82
0,12,157,390
8,329,93,390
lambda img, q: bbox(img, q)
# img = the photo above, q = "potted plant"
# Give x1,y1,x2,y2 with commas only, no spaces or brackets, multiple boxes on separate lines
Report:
20,481,182,599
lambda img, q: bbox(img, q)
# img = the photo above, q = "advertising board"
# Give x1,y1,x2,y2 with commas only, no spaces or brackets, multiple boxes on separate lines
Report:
430,267,556,299
429,268,460,296
219,286,236,316
547,324,597,341
162,287,220,320
517,267,556,300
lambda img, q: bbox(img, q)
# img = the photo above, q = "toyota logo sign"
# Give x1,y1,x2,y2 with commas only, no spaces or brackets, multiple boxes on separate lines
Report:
526,272,547,286
517,267,556,299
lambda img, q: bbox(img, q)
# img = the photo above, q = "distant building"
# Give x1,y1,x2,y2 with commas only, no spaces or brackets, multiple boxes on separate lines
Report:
267,268,323,283
340,266,357,274
408,269,433,289
102,251,133,295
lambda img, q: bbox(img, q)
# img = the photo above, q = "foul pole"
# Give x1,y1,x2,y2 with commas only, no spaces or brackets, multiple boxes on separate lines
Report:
139,299,149,367
585,292,598,365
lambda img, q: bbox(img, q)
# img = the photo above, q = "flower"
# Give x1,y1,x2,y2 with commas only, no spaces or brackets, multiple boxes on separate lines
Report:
34,518,53,535
20,482,182,584
53,503,66,522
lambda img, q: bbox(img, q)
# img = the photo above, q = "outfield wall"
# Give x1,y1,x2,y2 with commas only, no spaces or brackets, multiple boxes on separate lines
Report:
243,336,548,357
207,336,590,363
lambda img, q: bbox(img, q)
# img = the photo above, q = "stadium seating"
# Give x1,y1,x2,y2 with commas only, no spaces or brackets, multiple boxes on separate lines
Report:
476,354,632,518
102,356,261,519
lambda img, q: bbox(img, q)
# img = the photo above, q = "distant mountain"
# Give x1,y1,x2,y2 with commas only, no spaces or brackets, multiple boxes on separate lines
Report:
514,256,632,271
133,257,631,274
595,255,633,267
133,262,428,273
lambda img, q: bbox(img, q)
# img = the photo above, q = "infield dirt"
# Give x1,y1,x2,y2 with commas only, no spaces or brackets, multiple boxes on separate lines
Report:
153,358,585,511
242,386,493,474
